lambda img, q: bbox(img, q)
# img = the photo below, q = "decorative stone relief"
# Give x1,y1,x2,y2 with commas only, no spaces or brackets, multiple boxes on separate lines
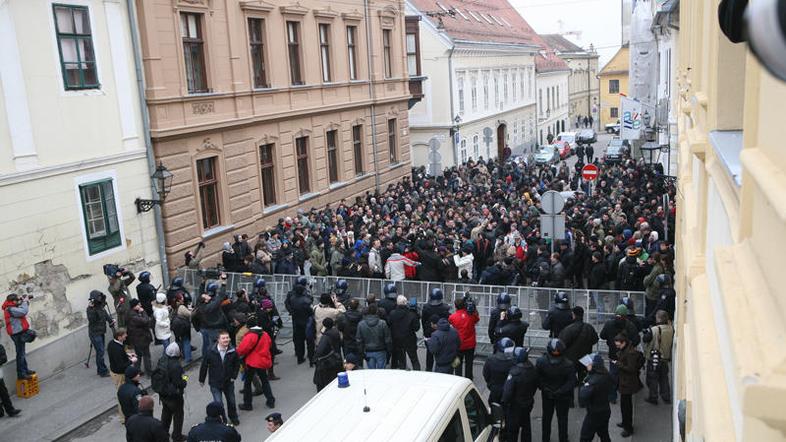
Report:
192,101,215,115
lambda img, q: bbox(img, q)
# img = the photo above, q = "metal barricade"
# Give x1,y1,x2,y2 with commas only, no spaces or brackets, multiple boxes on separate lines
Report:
174,268,647,354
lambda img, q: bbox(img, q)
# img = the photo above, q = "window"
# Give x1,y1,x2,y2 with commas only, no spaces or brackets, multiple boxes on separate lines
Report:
347,26,358,80
519,70,524,100
609,79,620,94
326,129,339,183
319,24,331,82
473,134,479,158
259,144,276,206
287,21,303,85
383,29,392,78
457,74,465,114
529,70,534,97
512,70,517,101
197,157,221,229
610,107,619,118
181,13,208,93
388,119,397,163
483,72,489,110
352,125,364,175
460,139,467,163
539,88,543,114
295,136,310,194
53,5,99,90
494,73,499,107
406,33,417,76
503,71,508,105
248,18,268,88
79,180,120,255
464,390,490,439
438,410,465,442
471,75,478,112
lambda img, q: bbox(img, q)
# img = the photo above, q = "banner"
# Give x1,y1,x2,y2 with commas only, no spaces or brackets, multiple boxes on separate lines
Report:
620,96,642,140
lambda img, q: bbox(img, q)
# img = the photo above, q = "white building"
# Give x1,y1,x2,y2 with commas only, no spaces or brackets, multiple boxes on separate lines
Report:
406,0,539,170
652,0,679,151
0,0,163,379
534,45,571,145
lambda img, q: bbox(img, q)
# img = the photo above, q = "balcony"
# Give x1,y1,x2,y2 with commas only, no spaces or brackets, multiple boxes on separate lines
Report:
408,75,426,109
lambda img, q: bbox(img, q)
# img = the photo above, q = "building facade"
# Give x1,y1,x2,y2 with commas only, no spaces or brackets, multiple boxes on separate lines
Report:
0,0,162,379
133,0,414,270
676,0,786,440
535,50,571,144
652,0,679,149
540,35,600,130
406,0,538,170
598,45,629,129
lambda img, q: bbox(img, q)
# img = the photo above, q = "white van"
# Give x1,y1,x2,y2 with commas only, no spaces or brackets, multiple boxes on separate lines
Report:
266,370,502,442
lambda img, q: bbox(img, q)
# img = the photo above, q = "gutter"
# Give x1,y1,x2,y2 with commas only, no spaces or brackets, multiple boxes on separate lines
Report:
126,0,170,285
363,0,380,192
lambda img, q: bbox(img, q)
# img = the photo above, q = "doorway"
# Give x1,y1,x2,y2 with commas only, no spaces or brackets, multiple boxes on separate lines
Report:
497,124,506,160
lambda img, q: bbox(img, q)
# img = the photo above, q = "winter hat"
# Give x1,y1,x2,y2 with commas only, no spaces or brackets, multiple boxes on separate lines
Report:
397,295,407,306
592,353,605,369
322,317,335,330
261,299,274,310
320,293,332,305
138,395,154,411
125,365,140,379
206,401,224,418
223,242,232,251
156,292,166,304
165,342,181,358
129,298,140,308
615,304,629,316
265,412,283,425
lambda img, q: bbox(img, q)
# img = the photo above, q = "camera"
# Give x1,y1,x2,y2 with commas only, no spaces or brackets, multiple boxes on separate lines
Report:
719,0,786,81
463,292,477,314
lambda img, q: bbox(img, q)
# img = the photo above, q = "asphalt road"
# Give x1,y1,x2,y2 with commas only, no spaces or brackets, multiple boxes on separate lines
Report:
62,337,672,442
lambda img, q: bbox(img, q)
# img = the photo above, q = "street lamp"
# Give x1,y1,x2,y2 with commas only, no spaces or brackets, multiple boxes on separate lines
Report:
639,141,661,166
135,162,173,213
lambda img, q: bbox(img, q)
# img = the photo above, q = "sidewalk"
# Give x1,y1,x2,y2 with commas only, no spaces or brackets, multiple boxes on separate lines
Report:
0,336,204,441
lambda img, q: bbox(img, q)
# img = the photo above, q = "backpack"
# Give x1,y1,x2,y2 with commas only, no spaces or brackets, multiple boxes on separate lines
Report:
171,315,190,339
151,359,178,397
621,263,638,289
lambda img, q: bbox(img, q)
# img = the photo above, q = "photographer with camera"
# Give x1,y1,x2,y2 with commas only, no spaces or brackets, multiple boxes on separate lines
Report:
2,293,35,380
86,290,115,377
105,265,135,328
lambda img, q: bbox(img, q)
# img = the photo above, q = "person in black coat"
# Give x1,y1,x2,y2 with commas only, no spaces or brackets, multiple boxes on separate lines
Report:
187,402,241,442
125,395,169,442
126,299,153,375
543,292,573,338
494,306,529,347
537,339,576,442
118,366,144,421
559,306,599,384
416,243,444,282
313,318,342,391
135,272,157,317
599,305,640,403
587,252,607,289
421,289,450,371
158,343,188,442
86,290,115,377
426,318,460,374
482,338,515,404
578,353,614,442
285,278,315,365
487,293,511,349
502,347,539,442
388,296,421,370
198,331,241,426
336,299,364,364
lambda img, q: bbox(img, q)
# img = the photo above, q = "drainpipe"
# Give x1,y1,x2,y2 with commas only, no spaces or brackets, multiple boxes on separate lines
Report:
363,0,380,192
447,46,457,165
126,0,170,286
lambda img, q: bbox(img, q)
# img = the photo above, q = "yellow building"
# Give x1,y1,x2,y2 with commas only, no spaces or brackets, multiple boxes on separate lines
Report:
597,45,629,129
676,1,786,441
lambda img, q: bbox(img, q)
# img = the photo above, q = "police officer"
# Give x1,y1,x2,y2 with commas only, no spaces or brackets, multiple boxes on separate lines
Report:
482,337,515,404
543,292,573,338
421,288,450,371
136,271,156,317
251,278,279,318
537,339,576,442
333,279,352,306
378,283,398,323
187,402,241,442
488,293,511,349
284,276,314,365
495,306,529,347
502,347,539,442
578,353,613,442
166,276,192,307
117,365,144,421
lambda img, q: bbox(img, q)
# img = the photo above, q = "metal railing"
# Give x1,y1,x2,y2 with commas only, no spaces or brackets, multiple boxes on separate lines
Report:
175,268,646,355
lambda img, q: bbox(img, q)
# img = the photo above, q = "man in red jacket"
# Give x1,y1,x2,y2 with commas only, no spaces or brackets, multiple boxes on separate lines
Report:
449,296,480,380
237,318,275,411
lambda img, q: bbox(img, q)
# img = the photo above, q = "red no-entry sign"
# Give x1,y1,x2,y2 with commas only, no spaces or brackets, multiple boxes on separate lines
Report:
582,164,599,181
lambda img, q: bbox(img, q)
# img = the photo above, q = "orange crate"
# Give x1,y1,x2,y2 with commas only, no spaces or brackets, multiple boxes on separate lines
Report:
16,374,39,398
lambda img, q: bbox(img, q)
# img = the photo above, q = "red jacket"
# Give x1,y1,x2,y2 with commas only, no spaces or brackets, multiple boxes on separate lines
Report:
449,308,480,351
403,251,420,279
237,328,272,370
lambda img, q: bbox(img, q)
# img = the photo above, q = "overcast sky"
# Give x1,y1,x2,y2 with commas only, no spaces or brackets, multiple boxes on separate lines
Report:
510,0,625,67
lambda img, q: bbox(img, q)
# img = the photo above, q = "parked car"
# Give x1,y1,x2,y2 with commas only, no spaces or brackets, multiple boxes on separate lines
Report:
605,137,629,162
557,141,572,159
576,128,597,144
605,122,620,134
556,132,577,153
533,145,559,165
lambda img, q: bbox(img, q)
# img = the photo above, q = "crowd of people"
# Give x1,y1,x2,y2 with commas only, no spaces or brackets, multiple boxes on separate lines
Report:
0,149,678,441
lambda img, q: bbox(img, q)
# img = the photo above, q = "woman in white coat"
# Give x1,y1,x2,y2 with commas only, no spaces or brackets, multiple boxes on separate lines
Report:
152,292,172,351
